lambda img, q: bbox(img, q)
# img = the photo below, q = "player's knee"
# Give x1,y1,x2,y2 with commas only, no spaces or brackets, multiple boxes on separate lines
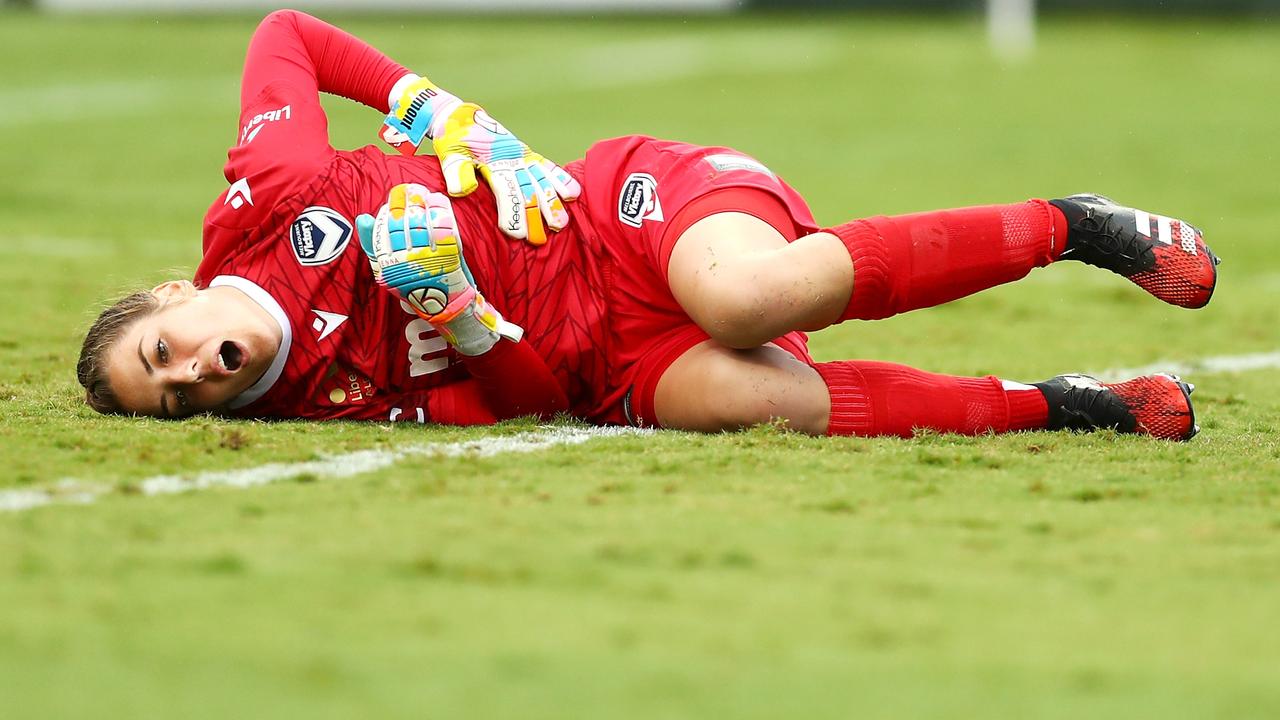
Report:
693,281,774,349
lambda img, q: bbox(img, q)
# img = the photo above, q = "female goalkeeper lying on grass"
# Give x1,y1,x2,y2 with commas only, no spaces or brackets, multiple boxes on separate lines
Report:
77,10,1219,441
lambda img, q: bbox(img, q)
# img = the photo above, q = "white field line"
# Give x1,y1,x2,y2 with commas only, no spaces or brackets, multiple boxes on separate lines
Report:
0,426,649,514
1090,350,1280,383
4,351,1275,514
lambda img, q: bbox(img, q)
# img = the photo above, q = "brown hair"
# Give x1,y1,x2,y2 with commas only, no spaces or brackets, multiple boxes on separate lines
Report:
77,291,161,414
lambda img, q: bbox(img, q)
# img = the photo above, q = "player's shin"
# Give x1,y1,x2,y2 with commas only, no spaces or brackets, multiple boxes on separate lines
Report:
815,361,1049,437
824,199,1067,322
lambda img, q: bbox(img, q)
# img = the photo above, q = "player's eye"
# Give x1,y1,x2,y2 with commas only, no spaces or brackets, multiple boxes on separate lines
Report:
157,338,169,364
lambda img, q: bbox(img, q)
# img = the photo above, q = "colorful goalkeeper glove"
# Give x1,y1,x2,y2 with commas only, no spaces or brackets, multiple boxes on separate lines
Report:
379,74,581,246
357,183,523,356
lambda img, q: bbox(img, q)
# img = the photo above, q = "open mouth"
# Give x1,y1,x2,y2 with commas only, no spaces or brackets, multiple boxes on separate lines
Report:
218,340,245,373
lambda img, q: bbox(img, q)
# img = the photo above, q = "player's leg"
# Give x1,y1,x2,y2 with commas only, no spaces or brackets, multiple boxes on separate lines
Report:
828,194,1219,321
653,342,1199,441
653,342,1049,436
669,198,1070,348
668,196,1218,349
652,340,832,434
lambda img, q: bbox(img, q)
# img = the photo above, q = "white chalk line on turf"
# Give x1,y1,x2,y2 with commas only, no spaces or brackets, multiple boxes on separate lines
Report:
0,426,649,514
1090,350,1280,383
4,351,1276,514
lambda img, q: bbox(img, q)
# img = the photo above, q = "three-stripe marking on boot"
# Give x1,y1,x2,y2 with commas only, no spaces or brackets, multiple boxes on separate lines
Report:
1134,209,1197,254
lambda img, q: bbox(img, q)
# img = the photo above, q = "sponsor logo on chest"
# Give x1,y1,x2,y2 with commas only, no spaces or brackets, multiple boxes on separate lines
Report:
289,206,352,266
317,363,377,406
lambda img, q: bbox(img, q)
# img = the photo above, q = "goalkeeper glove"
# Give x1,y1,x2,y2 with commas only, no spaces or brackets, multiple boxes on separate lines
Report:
357,183,523,356
379,74,581,246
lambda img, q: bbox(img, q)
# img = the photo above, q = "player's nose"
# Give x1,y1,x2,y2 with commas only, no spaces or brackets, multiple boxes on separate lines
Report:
186,357,203,383
163,356,202,384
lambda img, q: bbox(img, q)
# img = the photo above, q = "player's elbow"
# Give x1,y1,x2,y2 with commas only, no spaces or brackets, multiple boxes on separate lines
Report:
259,8,304,32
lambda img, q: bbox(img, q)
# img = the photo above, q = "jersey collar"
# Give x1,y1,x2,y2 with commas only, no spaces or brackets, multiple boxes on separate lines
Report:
208,274,292,410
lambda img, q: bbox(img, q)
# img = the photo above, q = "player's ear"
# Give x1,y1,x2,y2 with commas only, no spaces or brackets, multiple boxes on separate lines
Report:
150,280,197,305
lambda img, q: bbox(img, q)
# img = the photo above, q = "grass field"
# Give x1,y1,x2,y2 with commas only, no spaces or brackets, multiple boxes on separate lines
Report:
2,9,1279,719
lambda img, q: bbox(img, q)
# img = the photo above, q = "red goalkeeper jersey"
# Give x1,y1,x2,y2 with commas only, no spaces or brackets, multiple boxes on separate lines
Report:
194,10,606,423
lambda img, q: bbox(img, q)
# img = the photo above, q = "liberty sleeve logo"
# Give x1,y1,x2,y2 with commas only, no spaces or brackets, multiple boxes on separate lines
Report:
289,207,352,266
240,104,291,146
617,173,663,228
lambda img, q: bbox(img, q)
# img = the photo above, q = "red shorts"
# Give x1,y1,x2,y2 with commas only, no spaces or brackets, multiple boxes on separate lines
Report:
569,136,821,427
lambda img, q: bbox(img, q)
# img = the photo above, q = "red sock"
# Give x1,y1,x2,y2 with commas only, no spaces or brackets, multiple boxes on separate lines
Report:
815,361,1048,437
827,199,1068,321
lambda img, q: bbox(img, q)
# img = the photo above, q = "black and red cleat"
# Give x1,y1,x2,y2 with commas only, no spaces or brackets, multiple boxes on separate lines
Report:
1050,194,1220,309
1033,373,1199,441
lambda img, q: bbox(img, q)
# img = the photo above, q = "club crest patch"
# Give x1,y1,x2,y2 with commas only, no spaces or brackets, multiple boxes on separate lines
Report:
618,173,663,228
290,206,352,266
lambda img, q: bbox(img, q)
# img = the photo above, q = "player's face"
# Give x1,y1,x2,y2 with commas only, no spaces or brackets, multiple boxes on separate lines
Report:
105,281,281,418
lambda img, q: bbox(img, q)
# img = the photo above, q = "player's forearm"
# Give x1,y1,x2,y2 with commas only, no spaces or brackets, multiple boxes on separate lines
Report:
251,9,410,113
463,338,570,421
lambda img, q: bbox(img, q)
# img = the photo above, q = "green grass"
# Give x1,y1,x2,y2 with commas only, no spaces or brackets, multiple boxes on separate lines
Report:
2,11,1280,719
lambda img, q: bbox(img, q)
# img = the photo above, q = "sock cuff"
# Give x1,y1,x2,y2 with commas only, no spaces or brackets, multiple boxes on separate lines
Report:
814,361,875,437
1005,382,1050,431
1029,198,1069,262
824,219,893,321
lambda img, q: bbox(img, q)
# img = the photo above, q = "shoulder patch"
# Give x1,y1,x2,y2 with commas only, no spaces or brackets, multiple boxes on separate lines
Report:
289,206,352,267
618,172,663,228
703,153,775,178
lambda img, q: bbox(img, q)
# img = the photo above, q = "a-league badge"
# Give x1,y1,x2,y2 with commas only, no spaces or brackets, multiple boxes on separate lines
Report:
617,173,664,228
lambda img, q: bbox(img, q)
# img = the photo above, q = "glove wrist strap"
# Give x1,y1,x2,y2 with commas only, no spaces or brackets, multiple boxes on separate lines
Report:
429,292,523,356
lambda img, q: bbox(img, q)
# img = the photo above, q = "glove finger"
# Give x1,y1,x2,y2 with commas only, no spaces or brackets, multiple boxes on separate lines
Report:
370,202,396,258
514,166,547,246
538,157,582,201
424,191,460,246
480,164,527,240
356,214,377,258
396,183,434,251
526,162,570,232
439,151,479,197
386,185,410,252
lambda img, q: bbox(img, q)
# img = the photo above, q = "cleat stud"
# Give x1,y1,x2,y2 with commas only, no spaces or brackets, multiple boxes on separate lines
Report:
1187,383,1196,394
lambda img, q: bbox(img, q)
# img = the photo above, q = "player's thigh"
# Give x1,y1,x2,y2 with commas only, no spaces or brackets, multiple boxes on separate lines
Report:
653,339,830,434
666,212,790,341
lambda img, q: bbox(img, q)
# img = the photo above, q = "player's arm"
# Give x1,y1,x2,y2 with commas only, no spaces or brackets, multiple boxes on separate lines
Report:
232,9,399,170
245,9,580,245
315,341,569,424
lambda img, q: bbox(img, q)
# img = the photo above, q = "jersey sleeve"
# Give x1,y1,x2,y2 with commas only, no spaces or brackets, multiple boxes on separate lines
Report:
310,338,569,425
315,380,503,425
202,10,414,269
229,9,410,181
